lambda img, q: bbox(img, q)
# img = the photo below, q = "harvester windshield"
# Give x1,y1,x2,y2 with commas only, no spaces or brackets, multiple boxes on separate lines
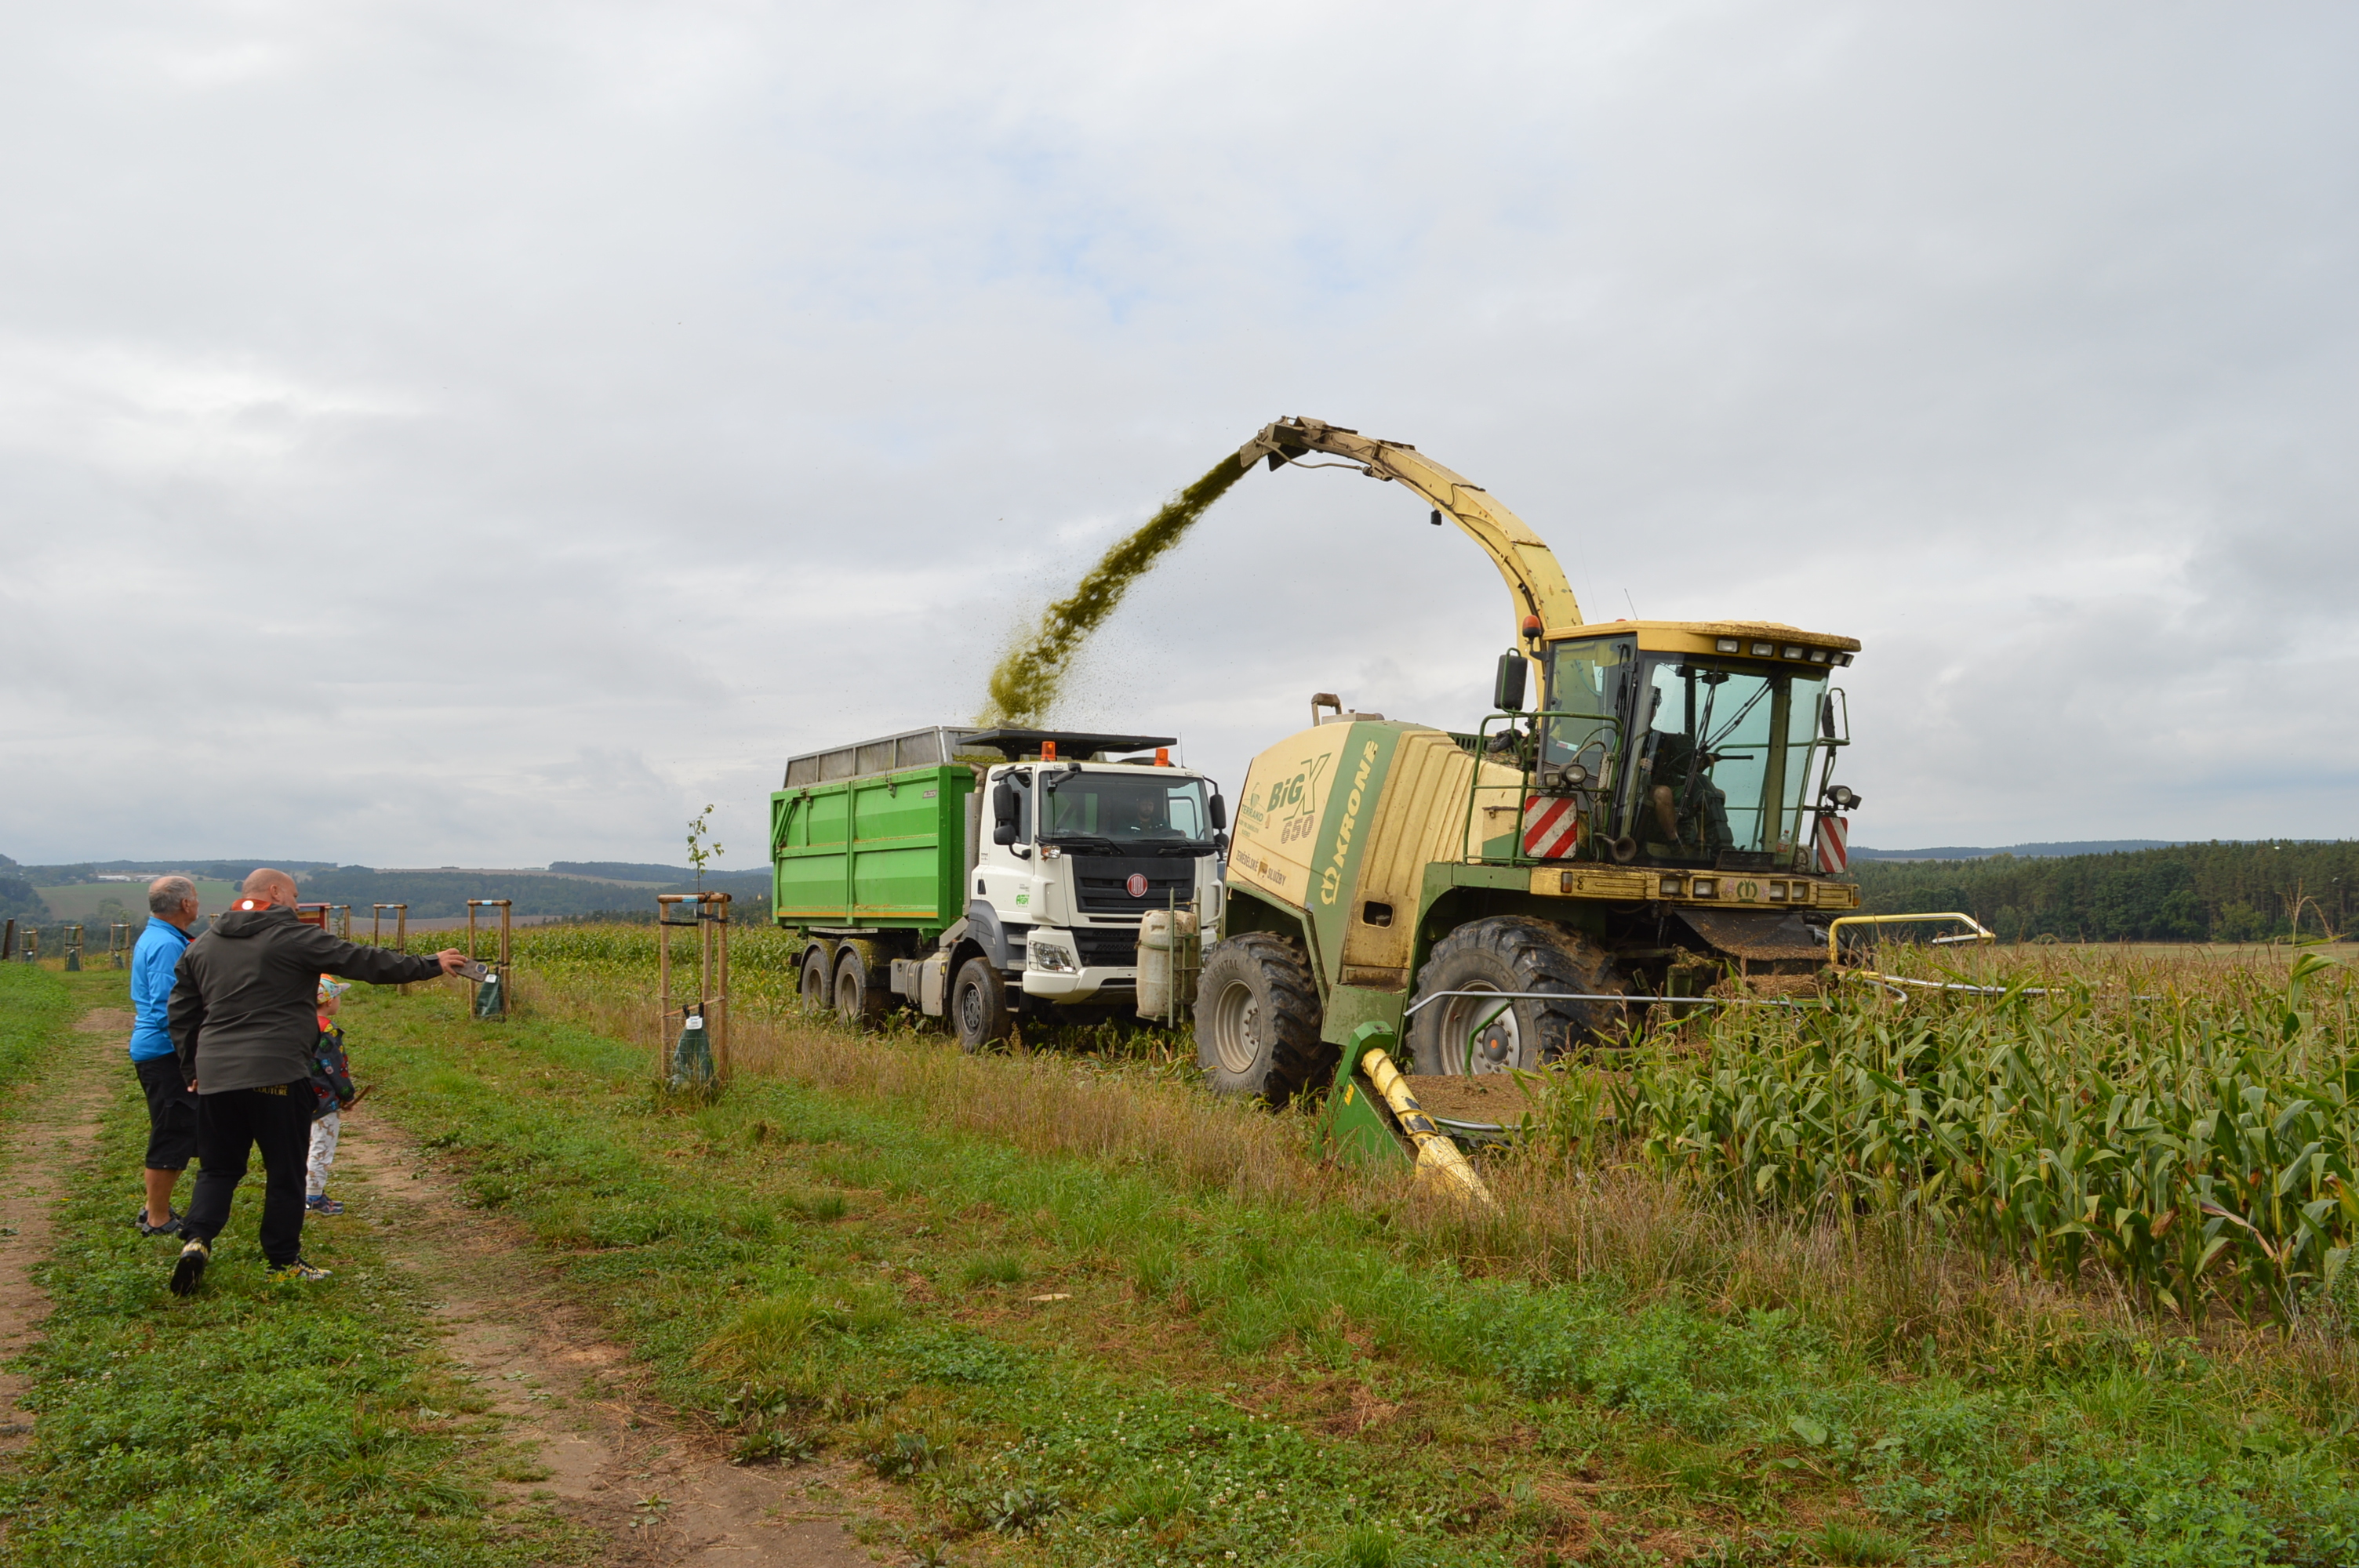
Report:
1040,771,1216,853
1547,639,1829,867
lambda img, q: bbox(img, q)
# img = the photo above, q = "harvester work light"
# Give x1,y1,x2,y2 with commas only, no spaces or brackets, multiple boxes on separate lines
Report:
1715,637,1739,652
1751,641,1774,655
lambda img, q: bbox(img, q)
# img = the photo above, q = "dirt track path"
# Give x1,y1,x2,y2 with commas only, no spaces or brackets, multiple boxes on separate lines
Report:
0,1009,123,1457
332,1111,885,1565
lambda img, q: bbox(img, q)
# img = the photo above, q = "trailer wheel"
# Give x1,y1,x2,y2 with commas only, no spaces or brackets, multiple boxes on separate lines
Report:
951,957,1010,1054
799,946,832,1012
1407,917,1624,1075
834,948,889,1029
1196,933,1326,1104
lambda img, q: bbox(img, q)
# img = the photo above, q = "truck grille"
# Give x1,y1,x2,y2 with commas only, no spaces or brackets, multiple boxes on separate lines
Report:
1074,861,1196,913
1072,927,1141,968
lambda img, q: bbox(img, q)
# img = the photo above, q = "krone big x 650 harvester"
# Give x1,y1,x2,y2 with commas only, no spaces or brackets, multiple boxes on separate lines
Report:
1198,417,1866,1100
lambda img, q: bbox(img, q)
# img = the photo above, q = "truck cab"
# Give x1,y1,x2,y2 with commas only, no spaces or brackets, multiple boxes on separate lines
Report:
948,731,1226,1040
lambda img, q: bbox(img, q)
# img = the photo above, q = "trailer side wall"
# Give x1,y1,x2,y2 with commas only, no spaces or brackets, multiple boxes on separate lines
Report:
772,764,976,933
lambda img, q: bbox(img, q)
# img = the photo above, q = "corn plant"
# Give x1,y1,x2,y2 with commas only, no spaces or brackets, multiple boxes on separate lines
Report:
1606,950,2355,1317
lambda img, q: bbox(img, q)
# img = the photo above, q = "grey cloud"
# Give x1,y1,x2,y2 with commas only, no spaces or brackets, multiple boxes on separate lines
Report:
2,0,2353,863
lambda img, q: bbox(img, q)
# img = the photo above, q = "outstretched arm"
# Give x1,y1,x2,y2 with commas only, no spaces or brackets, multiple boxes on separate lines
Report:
293,927,469,985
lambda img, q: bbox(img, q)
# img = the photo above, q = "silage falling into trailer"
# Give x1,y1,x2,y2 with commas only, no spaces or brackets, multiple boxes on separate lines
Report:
976,453,1249,727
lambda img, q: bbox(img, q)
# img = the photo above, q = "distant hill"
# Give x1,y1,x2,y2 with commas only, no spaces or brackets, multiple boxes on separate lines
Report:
7,857,770,927
1853,840,2356,942
1851,840,2180,862
549,861,701,884
18,859,340,882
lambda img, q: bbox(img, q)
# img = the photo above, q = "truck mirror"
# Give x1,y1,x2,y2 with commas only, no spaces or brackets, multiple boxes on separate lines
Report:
1209,793,1227,831
991,778,1020,844
1493,651,1527,713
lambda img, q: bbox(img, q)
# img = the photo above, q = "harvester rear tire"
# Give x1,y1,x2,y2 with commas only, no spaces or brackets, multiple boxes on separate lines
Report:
799,947,833,1013
1196,932,1327,1105
951,957,1011,1054
834,948,889,1030
1406,916,1624,1075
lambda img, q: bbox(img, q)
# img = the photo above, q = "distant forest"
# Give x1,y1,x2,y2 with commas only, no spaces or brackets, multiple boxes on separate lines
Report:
1852,840,2357,942
12,844,2354,948
3,858,771,935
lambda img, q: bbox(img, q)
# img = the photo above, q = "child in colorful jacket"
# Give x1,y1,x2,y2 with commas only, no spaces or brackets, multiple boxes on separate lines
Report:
307,979,358,1215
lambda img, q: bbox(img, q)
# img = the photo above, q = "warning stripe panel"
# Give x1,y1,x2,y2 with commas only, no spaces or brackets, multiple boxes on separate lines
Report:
1814,815,1849,873
1521,794,1582,860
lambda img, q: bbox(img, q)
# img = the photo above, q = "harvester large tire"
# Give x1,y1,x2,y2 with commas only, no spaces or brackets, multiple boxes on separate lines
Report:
951,957,1011,1054
799,946,833,1013
1196,933,1327,1104
1407,916,1624,1075
834,948,889,1029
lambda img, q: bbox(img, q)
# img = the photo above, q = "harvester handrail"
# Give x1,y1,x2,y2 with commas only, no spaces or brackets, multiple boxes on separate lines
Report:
1463,709,1624,866
1401,987,1814,1014
1825,911,1994,967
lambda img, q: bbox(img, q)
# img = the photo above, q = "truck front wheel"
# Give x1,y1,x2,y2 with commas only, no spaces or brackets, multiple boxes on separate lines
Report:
951,957,1010,1054
1407,916,1624,1074
1197,933,1326,1104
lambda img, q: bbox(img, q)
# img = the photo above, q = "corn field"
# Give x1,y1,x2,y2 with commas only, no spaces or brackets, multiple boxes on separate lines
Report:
1569,949,2359,1320
486,922,2355,1320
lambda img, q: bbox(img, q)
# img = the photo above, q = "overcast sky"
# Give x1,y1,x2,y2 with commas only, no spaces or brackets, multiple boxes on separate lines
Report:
2,2,2353,869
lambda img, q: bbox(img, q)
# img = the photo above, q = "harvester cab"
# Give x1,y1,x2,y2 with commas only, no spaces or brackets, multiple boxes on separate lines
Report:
1199,417,1868,1104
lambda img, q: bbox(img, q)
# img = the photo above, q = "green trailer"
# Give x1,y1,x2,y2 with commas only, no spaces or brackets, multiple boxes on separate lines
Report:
771,725,980,942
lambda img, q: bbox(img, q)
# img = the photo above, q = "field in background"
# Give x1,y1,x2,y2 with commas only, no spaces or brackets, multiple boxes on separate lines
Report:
31,880,236,920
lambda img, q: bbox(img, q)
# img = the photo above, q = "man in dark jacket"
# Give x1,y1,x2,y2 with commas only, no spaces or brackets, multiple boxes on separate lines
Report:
166,867,464,1294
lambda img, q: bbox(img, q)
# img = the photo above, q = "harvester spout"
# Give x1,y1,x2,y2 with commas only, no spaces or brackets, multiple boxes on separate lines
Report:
1240,416,1583,642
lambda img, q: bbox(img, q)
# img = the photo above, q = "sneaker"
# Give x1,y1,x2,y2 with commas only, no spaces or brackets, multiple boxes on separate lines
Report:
136,1208,184,1237
265,1257,333,1284
304,1195,344,1216
169,1239,210,1296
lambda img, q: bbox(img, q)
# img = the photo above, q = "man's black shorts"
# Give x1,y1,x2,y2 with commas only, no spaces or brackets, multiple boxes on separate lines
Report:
133,1055,199,1171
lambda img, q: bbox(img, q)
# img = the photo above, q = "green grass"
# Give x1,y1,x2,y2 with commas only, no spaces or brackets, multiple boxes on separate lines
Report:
0,964,76,1117
0,971,587,1567
336,981,2359,1566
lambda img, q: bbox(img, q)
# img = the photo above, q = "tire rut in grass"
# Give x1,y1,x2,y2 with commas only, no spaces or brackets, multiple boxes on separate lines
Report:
329,1111,881,1566
0,1013,125,1455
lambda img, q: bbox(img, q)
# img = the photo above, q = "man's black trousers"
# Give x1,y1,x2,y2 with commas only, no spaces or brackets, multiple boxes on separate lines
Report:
184,1083,311,1267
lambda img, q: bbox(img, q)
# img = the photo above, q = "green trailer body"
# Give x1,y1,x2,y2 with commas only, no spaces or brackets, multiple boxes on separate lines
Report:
770,727,980,939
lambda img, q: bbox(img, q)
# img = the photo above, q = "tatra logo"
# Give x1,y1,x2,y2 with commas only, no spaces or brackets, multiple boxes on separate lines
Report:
1317,739,1382,906
1125,873,1148,898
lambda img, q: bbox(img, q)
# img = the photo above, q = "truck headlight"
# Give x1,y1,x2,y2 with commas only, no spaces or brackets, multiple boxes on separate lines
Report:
1027,939,1078,974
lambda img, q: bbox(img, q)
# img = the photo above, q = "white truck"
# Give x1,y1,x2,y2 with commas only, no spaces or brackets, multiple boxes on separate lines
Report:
769,727,1226,1048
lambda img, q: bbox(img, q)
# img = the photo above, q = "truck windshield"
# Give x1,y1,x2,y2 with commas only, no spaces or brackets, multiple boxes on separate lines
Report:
1040,771,1213,851
1630,656,1823,862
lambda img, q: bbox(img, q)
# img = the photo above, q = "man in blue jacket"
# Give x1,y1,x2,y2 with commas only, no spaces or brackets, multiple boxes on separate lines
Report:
128,876,203,1236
